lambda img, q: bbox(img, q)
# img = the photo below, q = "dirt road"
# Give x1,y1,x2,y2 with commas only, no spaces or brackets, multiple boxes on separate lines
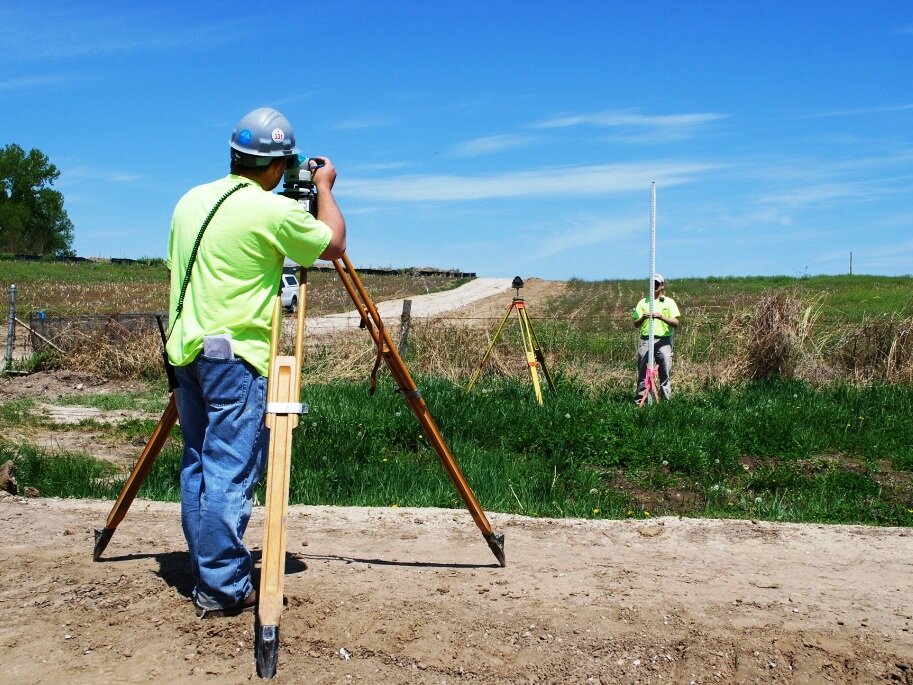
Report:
2,495,911,684
304,277,514,334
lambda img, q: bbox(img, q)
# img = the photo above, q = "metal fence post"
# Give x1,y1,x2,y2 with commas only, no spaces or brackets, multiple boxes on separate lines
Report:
5,284,15,372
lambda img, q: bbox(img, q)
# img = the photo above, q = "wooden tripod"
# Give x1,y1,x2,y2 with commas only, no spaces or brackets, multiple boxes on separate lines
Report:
255,267,308,677
92,255,505,679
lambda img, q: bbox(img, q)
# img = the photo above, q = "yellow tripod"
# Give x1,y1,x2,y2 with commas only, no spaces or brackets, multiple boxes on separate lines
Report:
466,277,555,406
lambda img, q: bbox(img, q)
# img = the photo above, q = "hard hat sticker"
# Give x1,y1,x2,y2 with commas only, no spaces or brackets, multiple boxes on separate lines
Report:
238,129,252,145
271,128,285,143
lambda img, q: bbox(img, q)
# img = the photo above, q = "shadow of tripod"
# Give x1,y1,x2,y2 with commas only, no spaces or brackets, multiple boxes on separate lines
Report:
466,276,556,406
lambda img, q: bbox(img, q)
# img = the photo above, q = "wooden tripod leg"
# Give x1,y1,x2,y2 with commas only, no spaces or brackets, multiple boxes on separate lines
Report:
93,394,178,560
332,254,505,567
256,291,305,679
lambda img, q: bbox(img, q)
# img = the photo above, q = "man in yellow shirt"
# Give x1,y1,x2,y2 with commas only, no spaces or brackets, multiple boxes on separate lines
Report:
166,107,345,617
632,274,680,402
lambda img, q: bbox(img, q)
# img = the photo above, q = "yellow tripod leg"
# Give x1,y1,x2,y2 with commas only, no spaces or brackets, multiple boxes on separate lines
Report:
257,273,307,679
525,310,556,393
466,301,515,394
516,302,544,406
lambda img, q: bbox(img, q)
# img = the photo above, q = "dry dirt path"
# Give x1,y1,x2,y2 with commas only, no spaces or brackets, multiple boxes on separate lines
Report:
1,495,911,684
304,277,514,334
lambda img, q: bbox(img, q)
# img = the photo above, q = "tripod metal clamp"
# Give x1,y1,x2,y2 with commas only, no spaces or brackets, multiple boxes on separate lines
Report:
396,388,422,399
266,401,309,415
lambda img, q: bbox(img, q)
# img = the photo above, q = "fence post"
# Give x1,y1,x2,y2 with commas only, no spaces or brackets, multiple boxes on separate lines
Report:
398,299,412,358
5,284,15,372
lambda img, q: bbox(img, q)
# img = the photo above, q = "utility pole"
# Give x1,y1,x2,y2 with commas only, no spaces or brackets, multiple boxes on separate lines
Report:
849,251,853,275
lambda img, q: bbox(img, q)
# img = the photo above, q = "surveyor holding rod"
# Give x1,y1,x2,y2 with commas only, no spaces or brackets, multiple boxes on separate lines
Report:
165,107,345,618
632,274,680,402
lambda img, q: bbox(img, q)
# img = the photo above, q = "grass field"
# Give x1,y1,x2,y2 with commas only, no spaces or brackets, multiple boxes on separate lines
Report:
1,261,911,526
5,378,912,526
0,258,469,317
4,259,909,320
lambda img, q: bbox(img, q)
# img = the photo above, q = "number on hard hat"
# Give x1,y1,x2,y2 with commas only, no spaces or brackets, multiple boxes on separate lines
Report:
229,107,300,167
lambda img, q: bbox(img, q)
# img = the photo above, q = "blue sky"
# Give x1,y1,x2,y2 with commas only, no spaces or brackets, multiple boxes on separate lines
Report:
2,1,911,280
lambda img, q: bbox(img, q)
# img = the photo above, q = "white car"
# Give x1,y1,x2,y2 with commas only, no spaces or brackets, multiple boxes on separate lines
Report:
280,273,300,312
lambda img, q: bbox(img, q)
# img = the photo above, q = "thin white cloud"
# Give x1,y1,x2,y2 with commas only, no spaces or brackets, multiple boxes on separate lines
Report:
822,237,913,274
530,110,728,142
756,178,911,208
451,134,538,158
0,7,244,63
0,74,69,92
349,161,411,172
803,103,913,119
331,116,398,131
341,160,724,202
61,166,143,184
700,208,796,232
731,149,913,194
271,92,319,108
535,111,727,129
532,214,643,259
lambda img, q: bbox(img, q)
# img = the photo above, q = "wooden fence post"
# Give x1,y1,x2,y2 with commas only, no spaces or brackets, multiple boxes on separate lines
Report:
398,299,412,359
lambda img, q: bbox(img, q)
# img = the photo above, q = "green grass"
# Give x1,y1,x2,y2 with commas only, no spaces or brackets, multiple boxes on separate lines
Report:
9,379,911,526
57,389,169,413
0,398,39,426
517,274,913,369
6,267,912,528
543,275,913,323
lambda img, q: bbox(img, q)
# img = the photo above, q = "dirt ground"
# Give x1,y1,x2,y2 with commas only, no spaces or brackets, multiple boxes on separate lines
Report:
2,279,913,684
1,497,912,685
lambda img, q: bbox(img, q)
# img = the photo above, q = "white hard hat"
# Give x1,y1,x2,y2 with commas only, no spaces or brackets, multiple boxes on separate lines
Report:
229,107,299,167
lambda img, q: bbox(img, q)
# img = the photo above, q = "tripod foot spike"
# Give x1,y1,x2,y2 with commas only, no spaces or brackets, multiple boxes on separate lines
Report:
485,532,506,567
256,624,279,679
93,527,114,561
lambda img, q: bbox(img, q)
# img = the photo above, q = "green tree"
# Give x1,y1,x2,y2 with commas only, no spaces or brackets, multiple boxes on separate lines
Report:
0,144,74,256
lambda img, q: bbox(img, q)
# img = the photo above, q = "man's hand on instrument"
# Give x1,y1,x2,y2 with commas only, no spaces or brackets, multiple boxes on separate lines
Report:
309,156,336,192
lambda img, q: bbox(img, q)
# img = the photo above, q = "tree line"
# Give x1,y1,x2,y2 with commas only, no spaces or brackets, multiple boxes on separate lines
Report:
0,144,74,256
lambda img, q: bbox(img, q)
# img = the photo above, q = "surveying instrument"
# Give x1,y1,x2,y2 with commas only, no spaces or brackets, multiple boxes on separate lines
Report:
637,181,661,407
92,158,505,679
466,275,555,406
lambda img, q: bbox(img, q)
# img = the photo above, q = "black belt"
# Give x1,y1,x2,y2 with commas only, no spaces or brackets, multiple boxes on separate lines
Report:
641,336,671,341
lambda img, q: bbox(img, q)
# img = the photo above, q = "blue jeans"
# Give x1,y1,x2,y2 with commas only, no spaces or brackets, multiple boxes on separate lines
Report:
174,355,268,610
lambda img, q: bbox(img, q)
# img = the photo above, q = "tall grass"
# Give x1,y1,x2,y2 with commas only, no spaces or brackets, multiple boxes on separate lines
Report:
9,379,911,525
9,270,913,384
